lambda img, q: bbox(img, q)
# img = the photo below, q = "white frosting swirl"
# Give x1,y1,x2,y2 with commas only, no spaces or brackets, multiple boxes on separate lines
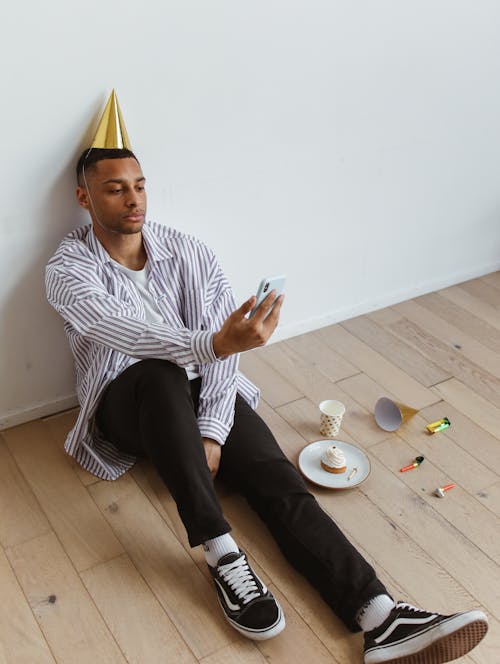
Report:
321,445,346,468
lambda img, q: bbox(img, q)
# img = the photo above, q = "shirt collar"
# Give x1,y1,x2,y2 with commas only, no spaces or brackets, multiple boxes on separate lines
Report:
142,222,173,262
87,221,173,265
87,225,112,264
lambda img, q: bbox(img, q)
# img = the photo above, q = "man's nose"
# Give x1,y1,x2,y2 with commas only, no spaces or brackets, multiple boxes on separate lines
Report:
126,191,139,207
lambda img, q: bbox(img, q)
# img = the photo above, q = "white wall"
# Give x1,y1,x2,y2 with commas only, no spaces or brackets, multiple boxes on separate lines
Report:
1,1,500,428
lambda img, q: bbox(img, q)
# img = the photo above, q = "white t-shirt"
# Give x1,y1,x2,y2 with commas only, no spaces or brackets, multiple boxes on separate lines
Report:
112,259,200,380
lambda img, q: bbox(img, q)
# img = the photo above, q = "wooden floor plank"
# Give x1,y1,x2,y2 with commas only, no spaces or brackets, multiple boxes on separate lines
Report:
42,410,98,486
416,292,500,353
432,378,500,440
396,413,499,495
342,314,451,387
476,480,500,518
0,435,51,549
256,398,311,461
256,584,343,664
315,323,439,408
81,553,197,664
3,420,124,572
6,532,125,663
417,400,500,487
199,642,267,664
439,284,500,331
481,270,500,289
88,474,236,659
274,397,327,446
368,305,403,326
387,311,500,407
395,299,500,380
360,455,500,617
371,437,500,565
258,341,342,406
0,546,55,664
481,270,500,292
459,277,500,308
284,332,360,383
129,461,179,535
239,350,303,408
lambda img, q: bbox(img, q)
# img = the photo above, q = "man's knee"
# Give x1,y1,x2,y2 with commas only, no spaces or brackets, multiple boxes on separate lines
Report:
134,359,189,394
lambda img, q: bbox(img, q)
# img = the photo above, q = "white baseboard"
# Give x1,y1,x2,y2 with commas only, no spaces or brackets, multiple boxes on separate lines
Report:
0,394,79,431
271,259,500,343
2,259,499,430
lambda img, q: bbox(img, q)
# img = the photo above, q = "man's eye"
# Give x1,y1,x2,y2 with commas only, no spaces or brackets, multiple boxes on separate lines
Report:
136,186,145,192
110,189,122,194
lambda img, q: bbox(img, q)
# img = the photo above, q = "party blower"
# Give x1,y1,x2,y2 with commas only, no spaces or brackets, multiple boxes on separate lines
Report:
374,397,418,432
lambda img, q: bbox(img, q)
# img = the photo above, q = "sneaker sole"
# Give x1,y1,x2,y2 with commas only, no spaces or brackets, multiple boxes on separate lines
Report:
219,598,286,641
365,611,488,664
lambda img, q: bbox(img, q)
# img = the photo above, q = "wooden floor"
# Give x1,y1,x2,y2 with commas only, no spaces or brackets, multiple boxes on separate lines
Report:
1,274,500,664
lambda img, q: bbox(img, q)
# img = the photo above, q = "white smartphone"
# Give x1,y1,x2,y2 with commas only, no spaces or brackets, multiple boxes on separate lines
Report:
249,275,286,318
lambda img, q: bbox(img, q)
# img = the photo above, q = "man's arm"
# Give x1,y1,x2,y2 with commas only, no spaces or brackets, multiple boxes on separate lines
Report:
196,258,284,474
46,264,217,367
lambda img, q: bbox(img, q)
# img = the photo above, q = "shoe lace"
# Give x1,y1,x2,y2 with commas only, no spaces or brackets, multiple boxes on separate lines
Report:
218,556,262,605
397,602,426,614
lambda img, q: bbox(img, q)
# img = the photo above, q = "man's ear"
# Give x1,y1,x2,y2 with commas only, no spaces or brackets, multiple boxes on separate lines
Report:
76,186,90,210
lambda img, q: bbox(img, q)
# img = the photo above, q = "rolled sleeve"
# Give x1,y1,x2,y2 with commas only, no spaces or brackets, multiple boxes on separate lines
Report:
196,260,240,443
198,416,232,446
191,329,218,365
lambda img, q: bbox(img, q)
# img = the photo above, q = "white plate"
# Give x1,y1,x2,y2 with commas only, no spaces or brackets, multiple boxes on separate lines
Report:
298,440,371,490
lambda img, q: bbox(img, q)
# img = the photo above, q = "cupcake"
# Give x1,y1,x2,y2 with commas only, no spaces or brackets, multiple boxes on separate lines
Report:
321,445,347,474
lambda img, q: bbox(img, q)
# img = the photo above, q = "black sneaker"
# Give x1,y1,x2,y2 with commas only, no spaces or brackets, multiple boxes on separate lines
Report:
364,602,488,664
208,550,285,640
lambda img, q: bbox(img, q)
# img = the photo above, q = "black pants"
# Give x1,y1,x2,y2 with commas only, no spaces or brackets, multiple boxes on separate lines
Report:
96,358,388,631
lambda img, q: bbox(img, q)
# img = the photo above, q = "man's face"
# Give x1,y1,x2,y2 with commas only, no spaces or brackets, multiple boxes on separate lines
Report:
76,157,147,235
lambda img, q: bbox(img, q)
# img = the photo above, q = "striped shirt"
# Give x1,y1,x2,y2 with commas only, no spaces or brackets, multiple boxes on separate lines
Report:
45,221,260,480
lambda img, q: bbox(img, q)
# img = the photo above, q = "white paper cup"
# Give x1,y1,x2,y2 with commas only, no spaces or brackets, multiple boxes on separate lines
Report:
319,400,346,437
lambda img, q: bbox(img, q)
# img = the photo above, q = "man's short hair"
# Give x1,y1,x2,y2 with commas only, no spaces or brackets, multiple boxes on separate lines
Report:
76,148,139,185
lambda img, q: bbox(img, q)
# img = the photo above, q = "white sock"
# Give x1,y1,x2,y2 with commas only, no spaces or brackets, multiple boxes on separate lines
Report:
356,595,395,632
203,533,239,567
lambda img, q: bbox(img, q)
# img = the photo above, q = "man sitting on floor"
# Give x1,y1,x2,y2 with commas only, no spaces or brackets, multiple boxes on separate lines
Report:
45,96,488,664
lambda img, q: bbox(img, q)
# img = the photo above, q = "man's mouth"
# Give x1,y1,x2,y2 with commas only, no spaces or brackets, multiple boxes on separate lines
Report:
123,212,144,222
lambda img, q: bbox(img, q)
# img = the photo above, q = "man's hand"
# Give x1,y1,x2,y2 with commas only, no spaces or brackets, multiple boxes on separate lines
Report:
213,290,284,358
203,437,222,477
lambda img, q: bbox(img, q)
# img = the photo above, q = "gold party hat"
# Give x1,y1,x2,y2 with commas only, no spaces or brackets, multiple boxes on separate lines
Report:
374,397,418,432
91,90,131,149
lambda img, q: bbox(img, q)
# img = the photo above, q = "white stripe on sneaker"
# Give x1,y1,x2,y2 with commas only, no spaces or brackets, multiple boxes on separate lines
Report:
214,578,241,612
374,614,438,644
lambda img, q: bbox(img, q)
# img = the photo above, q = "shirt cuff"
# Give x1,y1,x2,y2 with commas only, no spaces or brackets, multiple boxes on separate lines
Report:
190,330,217,365
198,416,231,446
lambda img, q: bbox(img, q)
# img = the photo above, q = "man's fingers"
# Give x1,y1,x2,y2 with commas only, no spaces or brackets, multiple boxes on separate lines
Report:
251,290,277,322
239,296,256,316
262,294,284,329
218,291,284,355
271,293,285,314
